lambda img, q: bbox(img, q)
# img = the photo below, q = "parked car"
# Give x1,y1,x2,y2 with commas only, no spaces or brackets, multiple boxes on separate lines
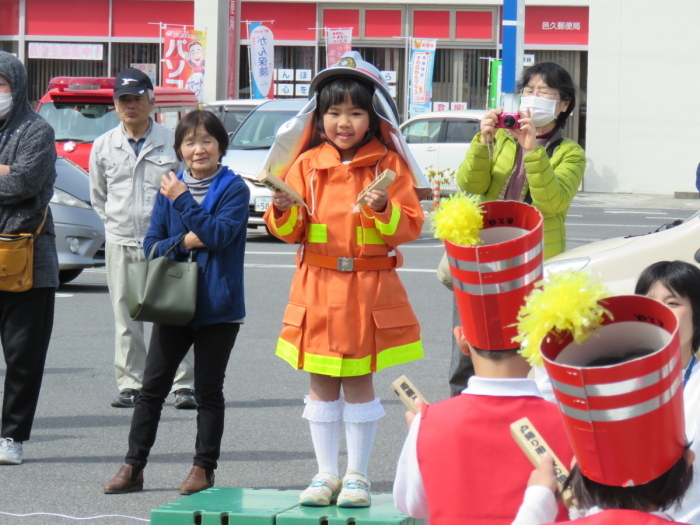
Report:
221,99,307,230
204,99,268,134
400,110,486,191
51,156,106,284
36,76,198,171
543,212,700,295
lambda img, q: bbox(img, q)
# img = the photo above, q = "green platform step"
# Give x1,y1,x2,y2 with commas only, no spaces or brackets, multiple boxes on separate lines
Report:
151,488,419,525
276,494,415,525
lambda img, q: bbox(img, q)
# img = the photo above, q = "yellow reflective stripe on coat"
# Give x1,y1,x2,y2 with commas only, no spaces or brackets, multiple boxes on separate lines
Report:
276,338,299,368
376,340,423,372
308,223,328,243
356,226,386,246
275,337,423,377
305,353,373,377
272,206,298,237
375,203,401,236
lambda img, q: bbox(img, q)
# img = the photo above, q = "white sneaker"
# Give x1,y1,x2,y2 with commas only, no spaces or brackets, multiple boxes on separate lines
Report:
299,472,342,506
0,438,23,465
337,470,371,508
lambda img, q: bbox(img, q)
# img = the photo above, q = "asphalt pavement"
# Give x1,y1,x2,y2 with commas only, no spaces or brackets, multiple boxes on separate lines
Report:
0,191,698,525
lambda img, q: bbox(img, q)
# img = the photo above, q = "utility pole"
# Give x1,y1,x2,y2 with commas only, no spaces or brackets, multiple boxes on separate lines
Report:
500,0,524,112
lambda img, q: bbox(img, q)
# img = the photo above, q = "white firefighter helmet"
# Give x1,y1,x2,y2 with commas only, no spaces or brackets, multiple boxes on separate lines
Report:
259,51,431,200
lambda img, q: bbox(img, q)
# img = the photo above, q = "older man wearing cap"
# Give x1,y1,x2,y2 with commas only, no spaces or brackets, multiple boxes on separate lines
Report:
89,68,195,409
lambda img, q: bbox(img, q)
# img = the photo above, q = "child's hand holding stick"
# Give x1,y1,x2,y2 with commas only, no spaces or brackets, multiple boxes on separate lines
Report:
272,191,296,212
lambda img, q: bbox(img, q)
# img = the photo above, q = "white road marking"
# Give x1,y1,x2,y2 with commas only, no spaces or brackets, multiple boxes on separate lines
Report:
246,251,295,255
604,210,667,215
566,223,658,227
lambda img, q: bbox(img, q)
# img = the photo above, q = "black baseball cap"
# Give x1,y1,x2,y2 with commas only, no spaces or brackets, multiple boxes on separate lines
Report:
114,68,153,98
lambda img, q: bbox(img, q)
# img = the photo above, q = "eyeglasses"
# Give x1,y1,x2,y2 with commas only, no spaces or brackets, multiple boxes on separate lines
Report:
520,87,560,100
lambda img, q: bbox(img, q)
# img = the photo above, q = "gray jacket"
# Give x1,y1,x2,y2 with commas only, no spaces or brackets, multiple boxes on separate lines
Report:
0,51,58,289
89,120,180,246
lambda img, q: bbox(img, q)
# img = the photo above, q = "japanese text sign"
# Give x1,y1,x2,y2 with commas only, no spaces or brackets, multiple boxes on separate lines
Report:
248,23,275,99
409,39,436,118
325,28,353,68
162,25,207,102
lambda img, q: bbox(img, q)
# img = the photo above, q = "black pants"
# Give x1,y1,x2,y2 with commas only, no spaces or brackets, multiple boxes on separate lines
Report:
125,322,239,471
448,294,474,397
0,287,55,441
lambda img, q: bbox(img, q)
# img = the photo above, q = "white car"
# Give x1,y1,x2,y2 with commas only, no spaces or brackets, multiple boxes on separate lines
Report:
400,110,486,191
544,212,700,295
221,99,307,230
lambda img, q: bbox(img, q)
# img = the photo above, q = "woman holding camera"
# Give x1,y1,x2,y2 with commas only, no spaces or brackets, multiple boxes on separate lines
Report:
103,110,249,496
457,61,584,259
446,63,585,397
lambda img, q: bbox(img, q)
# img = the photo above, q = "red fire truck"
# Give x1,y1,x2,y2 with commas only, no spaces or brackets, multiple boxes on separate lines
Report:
36,77,198,171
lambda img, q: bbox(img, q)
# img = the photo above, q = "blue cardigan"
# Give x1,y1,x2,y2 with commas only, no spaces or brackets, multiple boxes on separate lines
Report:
144,167,250,327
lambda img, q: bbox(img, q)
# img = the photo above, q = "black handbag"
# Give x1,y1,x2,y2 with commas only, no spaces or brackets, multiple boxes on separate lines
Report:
127,234,198,325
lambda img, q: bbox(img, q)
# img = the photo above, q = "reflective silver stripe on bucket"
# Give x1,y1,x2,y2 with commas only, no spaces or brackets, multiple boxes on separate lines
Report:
452,264,542,295
447,243,542,274
558,376,681,423
551,354,680,399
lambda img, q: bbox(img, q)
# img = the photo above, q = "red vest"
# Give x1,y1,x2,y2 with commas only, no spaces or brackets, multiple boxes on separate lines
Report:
417,394,573,525
547,510,685,524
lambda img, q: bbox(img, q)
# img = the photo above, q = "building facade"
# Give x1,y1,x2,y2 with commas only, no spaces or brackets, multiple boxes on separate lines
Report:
4,1,697,198
0,0,588,139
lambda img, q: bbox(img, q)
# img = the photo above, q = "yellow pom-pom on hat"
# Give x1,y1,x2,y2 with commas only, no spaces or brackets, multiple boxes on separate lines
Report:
514,271,613,367
432,192,484,247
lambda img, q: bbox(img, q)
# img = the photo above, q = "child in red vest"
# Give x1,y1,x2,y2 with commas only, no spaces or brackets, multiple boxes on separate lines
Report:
511,291,693,525
393,200,574,525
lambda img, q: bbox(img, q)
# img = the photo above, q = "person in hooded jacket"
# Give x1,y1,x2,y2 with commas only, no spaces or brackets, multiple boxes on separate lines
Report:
0,51,58,465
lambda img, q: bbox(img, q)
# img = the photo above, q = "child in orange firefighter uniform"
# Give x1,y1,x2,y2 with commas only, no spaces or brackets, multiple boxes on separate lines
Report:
263,52,426,508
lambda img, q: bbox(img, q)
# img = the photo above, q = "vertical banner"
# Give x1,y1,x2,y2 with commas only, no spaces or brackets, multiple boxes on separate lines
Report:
325,28,352,68
488,59,502,109
162,25,207,103
226,0,239,99
248,23,275,99
408,39,437,119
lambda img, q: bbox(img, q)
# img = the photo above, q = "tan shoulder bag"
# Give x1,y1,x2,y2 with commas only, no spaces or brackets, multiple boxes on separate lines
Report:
0,207,49,292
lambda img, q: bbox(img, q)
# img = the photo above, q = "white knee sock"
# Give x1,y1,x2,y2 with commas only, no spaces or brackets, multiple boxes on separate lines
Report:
343,398,385,478
302,396,343,476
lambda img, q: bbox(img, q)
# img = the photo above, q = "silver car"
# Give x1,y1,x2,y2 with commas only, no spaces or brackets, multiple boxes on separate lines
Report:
52,156,105,284
221,99,307,230
204,99,267,134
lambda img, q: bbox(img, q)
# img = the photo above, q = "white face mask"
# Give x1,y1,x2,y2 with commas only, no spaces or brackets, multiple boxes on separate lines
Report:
0,92,12,119
519,96,559,128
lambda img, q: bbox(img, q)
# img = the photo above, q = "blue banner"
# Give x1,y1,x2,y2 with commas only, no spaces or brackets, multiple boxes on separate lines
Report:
248,22,275,99
408,39,437,118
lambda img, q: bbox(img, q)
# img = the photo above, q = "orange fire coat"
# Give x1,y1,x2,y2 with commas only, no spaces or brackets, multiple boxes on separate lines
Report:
264,139,425,377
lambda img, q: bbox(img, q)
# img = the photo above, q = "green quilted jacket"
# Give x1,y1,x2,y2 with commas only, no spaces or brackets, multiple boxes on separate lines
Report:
457,129,585,259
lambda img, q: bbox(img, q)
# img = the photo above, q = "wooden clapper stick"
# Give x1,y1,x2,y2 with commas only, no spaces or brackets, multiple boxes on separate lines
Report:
511,417,575,507
257,171,305,207
357,169,396,205
392,375,429,413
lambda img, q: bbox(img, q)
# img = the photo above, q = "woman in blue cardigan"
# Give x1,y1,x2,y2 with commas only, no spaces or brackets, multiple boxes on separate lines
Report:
104,110,249,496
